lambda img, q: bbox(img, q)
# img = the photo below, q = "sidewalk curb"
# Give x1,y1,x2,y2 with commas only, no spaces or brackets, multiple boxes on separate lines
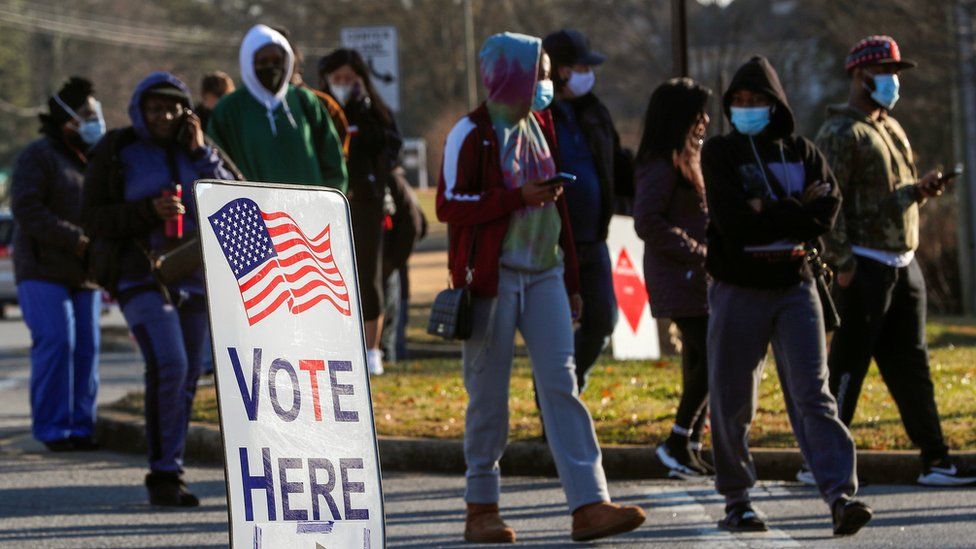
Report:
96,411,971,485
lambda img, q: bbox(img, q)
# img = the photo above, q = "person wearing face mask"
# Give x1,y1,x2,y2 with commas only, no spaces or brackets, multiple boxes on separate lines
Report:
319,48,403,376
206,24,347,190
438,32,645,543
540,29,633,391
10,77,104,453
703,56,872,536
814,36,976,488
83,72,237,507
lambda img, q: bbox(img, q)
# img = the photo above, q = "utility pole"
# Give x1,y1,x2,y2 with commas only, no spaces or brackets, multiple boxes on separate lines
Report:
955,0,976,315
671,0,689,77
464,0,478,110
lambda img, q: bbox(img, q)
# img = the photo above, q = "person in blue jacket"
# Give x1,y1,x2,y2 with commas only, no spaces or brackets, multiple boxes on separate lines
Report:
83,72,236,507
11,77,105,452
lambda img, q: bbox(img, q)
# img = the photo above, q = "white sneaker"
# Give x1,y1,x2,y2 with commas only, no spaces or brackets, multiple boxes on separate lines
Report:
917,457,976,487
366,349,385,376
795,467,816,486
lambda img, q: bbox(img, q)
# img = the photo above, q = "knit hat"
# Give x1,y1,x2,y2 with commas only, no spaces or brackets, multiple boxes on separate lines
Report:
845,35,916,72
40,76,93,133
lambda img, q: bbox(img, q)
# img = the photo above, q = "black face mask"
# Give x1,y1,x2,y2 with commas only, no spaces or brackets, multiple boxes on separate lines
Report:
256,67,285,93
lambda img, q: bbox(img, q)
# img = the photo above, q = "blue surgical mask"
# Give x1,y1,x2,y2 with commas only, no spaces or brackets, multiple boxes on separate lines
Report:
532,79,554,111
868,74,900,111
53,94,106,146
730,106,771,136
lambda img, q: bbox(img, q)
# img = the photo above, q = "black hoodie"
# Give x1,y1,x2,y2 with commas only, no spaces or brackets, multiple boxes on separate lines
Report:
701,56,841,289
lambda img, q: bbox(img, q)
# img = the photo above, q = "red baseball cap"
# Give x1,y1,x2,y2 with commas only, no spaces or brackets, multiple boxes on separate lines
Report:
845,35,916,72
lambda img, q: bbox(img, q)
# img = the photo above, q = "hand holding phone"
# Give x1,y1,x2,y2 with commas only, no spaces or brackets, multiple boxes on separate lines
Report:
541,172,577,186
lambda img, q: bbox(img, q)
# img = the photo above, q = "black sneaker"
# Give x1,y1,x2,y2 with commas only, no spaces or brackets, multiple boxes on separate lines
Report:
145,472,200,507
918,456,976,487
656,443,708,480
43,439,74,452
68,435,100,451
689,446,715,475
718,503,767,532
832,497,872,536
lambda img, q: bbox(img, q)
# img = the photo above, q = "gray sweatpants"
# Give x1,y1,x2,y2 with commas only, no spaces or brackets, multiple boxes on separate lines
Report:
463,266,610,512
708,279,857,508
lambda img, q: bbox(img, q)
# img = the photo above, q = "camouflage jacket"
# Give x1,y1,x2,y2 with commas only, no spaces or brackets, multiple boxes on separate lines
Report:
814,104,923,271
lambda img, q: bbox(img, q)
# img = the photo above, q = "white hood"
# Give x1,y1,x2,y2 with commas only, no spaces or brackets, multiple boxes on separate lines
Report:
239,24,296,135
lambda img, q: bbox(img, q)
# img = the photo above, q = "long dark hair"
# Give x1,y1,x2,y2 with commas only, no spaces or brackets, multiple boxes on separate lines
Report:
637,78,711,162
318,48,394,126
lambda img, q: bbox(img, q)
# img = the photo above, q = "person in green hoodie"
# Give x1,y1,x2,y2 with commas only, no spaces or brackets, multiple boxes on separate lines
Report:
207,24,347,191
702,56,872,536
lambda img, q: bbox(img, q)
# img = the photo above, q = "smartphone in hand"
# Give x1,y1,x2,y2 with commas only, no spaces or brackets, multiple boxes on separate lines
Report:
541,172,577,186
939,163,964,185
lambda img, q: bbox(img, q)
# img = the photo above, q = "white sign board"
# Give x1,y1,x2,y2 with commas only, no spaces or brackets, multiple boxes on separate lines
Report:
340,26,400,112
195,180,384,548
607,215,660,360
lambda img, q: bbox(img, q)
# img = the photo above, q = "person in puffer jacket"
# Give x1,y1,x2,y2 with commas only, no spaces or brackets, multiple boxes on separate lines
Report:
436,32,645,544
83,71,235,508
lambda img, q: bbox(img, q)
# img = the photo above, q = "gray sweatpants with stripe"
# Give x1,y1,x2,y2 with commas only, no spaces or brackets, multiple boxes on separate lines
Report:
707,279,858,508
462,266,610,512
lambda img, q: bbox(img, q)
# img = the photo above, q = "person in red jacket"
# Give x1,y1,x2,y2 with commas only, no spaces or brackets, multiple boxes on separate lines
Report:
437,32,645,544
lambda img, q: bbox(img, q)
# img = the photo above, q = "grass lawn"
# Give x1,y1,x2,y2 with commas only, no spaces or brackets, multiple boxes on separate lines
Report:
110,317,976,451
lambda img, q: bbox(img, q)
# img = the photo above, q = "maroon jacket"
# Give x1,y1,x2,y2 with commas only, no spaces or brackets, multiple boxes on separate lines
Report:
436,104,580,297
633,158,708,319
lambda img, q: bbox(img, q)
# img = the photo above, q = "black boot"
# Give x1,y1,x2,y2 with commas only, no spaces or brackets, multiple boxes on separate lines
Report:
145,471,200,507
68,435,100,451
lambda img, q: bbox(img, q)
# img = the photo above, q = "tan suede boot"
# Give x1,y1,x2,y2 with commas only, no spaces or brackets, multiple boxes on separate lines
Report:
464,502,516,544
571,501,646,542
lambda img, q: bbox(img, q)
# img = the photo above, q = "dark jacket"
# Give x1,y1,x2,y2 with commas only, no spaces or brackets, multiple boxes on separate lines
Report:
345,97,402,205
11,136,94,288
550,93,634,241
382,167,426,280
702,56,841,289
634,159,707,318
82,72,237,297
436,104,580,298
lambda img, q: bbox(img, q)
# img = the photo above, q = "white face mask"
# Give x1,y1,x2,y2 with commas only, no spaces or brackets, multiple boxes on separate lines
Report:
566,69,596,97
330,83,353,106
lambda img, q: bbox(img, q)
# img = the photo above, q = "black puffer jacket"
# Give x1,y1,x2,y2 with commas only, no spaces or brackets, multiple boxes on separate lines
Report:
11,136,94,288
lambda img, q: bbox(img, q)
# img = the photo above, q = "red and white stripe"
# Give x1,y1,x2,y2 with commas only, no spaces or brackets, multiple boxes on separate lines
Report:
237,211,351,325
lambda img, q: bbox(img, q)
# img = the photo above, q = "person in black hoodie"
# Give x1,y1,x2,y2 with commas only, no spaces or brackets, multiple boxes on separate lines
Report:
702,56,871,536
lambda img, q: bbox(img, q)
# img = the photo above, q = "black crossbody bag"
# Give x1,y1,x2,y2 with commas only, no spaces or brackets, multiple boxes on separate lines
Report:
427,227,477,340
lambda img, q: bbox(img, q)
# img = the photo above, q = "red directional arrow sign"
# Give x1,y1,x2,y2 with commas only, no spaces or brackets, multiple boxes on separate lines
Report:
612,248,648,334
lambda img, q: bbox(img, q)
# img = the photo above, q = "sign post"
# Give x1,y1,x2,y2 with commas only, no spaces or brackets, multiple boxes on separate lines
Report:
607,215,661,360
340,26,400,113
195,180,384,548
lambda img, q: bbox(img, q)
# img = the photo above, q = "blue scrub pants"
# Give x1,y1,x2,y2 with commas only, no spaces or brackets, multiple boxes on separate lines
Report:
121,290,209,473
17,280,100,443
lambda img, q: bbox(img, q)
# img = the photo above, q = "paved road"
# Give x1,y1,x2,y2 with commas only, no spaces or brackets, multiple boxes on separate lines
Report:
0,310,974,548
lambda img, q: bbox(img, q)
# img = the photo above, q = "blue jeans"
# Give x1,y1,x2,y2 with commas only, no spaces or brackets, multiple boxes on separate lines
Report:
122,290,209,473
17,280,100,443
574,242,618,391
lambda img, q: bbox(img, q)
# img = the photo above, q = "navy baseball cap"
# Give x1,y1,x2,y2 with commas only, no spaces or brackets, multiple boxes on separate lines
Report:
543,29,605,67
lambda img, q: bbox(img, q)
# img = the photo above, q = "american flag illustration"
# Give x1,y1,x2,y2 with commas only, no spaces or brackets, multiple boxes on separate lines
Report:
208,198,351,325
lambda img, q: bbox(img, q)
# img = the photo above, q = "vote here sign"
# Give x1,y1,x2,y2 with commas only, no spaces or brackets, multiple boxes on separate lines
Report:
195,180,384,548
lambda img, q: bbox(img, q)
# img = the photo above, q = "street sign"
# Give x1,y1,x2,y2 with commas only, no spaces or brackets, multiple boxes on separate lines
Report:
195,180,384,549
340,26,400,113
607,215,661,360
